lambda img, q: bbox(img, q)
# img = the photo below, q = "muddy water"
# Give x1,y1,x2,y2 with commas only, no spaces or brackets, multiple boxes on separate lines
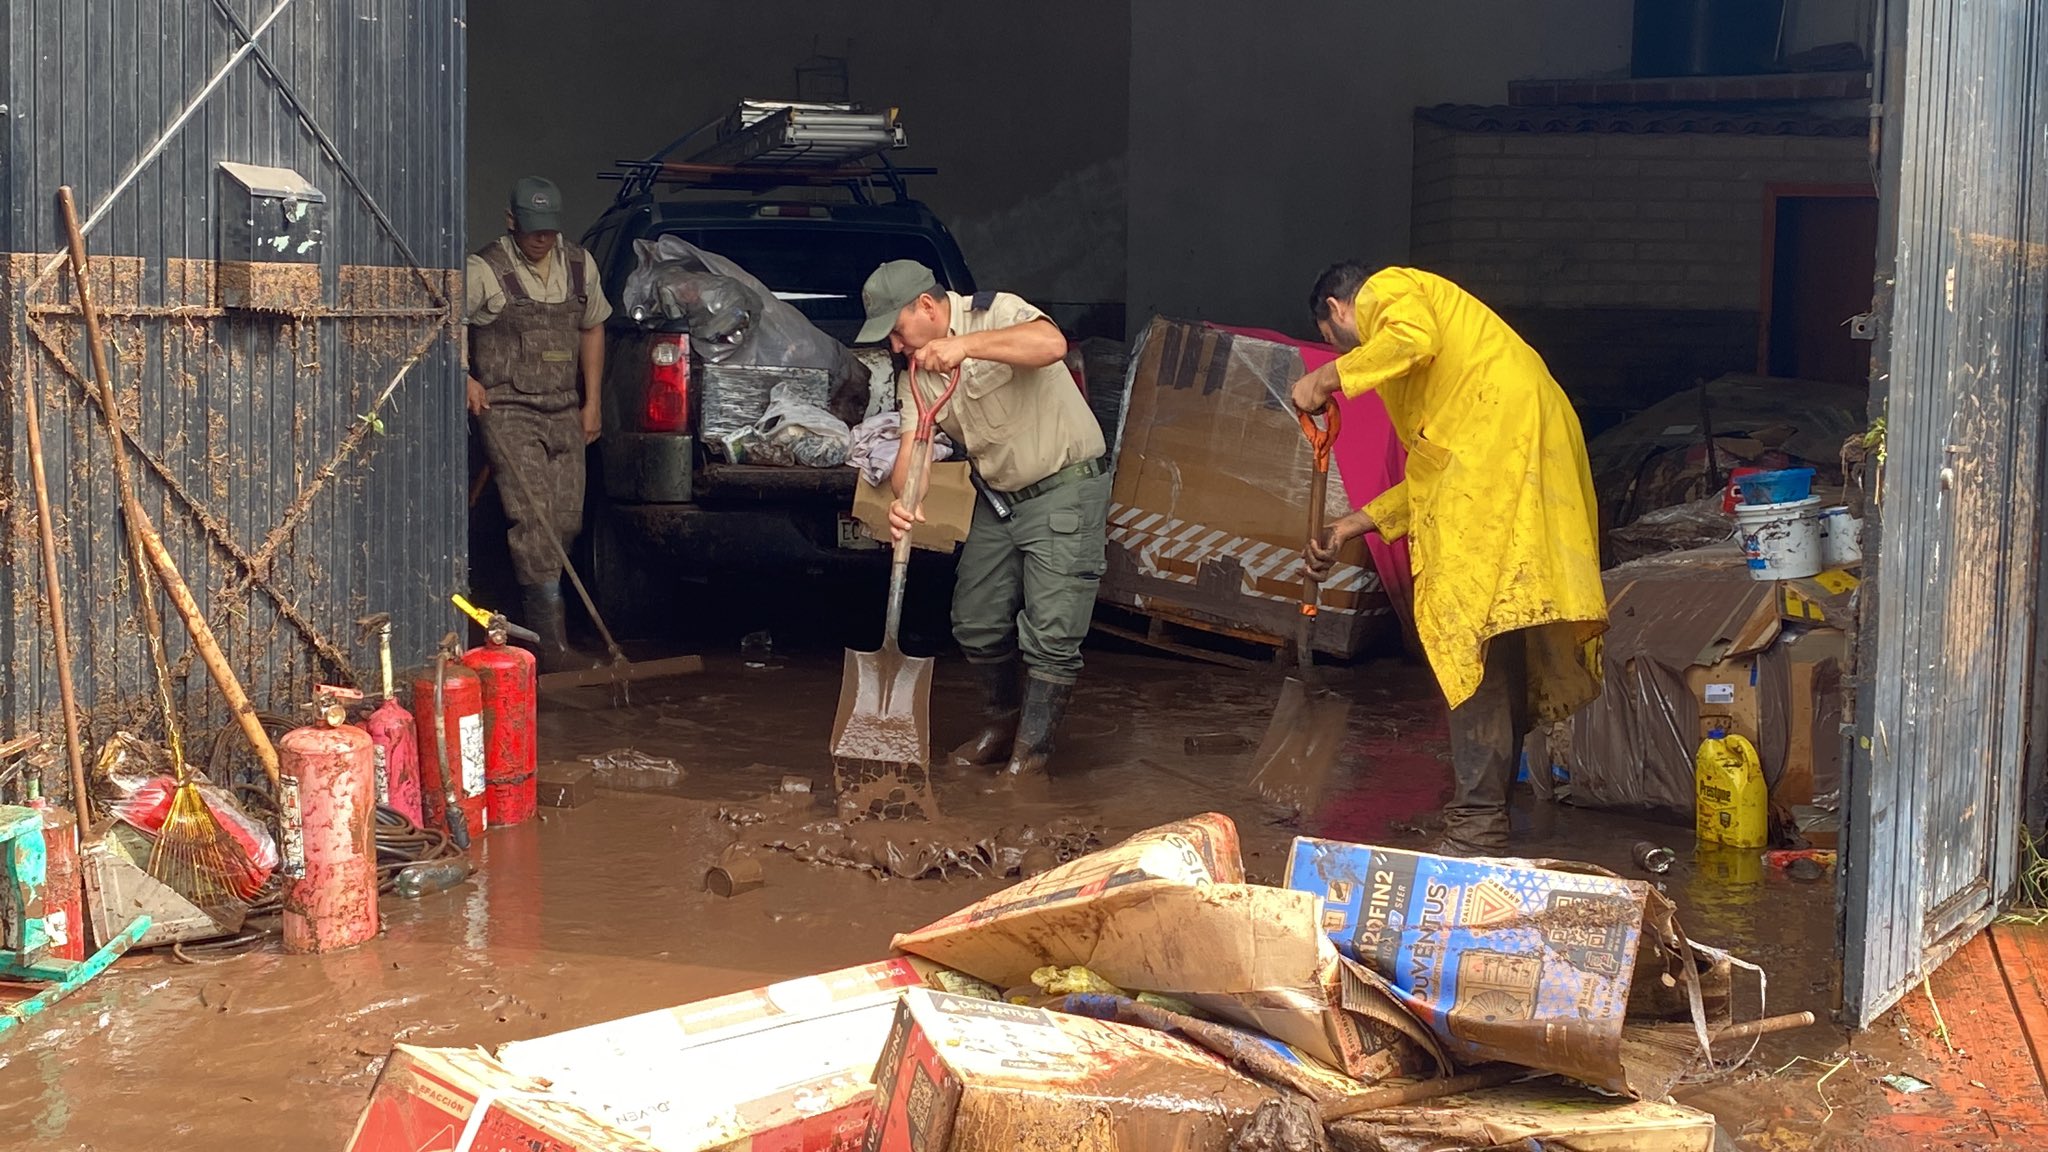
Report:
2,648,1863,1149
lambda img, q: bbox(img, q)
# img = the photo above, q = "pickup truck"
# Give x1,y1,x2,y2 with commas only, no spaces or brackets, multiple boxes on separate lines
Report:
579,160,977,633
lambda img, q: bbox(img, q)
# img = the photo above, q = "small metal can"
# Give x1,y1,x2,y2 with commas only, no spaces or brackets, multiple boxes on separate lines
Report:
1632,841,1676,875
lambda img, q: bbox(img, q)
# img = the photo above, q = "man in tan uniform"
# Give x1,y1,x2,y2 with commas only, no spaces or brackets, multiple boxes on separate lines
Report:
465,176,610,671
860,261,1109,782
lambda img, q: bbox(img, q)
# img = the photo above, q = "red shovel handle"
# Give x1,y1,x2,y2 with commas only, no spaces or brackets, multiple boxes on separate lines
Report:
1297,404,1341,471
911,367,961,444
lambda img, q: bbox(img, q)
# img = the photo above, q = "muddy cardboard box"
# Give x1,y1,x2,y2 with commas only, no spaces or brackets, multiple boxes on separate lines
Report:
1287,837,1651,1095
864,988,1274,1152
893,814,1430,1081
347,1045,660,1152
487,958,946,1152
1105,317,1390,657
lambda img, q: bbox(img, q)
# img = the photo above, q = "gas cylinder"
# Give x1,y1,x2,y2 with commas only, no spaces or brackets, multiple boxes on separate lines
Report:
413,655,487,844
279,687,380,954
1694,728,1767,849
362,615,424,827
29,801,84,961
462,610,538,828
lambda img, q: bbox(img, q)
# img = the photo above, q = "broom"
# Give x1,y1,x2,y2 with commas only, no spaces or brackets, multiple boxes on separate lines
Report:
57,185,257,920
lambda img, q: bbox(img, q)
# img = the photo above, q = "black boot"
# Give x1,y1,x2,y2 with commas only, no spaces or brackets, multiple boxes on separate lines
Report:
999,675,1074,780
519,582,583,674
950,659,1023,767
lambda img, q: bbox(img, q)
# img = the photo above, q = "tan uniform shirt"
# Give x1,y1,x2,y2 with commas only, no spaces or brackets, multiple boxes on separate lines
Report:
464,236,612,331
904,292,1103,491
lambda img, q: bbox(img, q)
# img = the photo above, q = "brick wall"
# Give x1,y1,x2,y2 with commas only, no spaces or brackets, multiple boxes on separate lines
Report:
1408,123,1872,430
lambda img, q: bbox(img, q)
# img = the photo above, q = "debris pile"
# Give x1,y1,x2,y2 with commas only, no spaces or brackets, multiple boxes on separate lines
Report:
349,813,1794,1152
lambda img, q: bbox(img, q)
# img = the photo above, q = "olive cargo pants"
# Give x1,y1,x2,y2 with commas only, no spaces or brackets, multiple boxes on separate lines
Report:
951,472,1112,684
479,402,586,587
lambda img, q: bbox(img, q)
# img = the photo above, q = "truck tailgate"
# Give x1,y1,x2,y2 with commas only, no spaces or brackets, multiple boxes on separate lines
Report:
696,462,859,502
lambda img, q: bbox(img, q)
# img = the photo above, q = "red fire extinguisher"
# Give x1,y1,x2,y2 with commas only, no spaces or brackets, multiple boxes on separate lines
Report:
454,595,540,828
29,800,85,961
414,635,486,847
359,614,423,828
279,686,379,954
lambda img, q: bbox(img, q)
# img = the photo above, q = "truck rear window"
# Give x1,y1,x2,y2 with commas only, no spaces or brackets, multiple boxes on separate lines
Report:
664,227,951,342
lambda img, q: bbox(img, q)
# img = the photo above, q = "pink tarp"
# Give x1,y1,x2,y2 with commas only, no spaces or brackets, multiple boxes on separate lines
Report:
1206,326,1416,629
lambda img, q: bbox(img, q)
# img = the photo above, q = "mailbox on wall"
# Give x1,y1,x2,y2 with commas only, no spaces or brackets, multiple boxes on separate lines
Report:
217,161,326,312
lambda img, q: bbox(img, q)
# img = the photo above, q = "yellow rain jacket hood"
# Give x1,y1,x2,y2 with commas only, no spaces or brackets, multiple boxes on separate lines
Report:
1338,268,1607,718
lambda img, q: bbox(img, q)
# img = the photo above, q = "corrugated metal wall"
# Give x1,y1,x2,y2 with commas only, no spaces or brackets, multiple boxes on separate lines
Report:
1844,0,2048,1026
0,0,466,789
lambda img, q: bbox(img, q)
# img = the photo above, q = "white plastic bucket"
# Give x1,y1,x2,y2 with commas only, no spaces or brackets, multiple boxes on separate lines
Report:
1734,496,1823,581
1818,505,1863,567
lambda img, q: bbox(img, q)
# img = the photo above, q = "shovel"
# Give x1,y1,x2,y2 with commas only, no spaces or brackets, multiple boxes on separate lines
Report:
1250,404,1353,820
830,368,960,812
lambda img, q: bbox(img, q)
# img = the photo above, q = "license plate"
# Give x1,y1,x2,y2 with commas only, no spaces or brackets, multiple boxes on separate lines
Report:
837,514,882,550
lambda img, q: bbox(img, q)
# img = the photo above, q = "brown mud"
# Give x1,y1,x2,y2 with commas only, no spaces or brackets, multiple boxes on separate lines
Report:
0,648,1915,1150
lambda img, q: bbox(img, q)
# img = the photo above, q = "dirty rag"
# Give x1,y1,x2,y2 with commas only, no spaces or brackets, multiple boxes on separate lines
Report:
848,410,956,486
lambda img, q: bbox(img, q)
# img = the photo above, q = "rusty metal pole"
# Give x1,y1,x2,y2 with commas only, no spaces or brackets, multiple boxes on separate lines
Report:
58,185,281,786
17,301,91,826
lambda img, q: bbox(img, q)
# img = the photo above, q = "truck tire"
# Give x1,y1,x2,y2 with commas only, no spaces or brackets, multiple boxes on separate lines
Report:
589,504,655,640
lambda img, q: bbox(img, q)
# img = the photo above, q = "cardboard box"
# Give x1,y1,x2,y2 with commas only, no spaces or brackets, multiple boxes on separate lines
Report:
346,1045,660,1152
850,461,975,553
1562,545,1852,814
1287,836,1652,1096
864,988,1274,1152
891,814,1426,1080
1105,318,1393,656
1327,1079,1716,1152
491,958,941,1152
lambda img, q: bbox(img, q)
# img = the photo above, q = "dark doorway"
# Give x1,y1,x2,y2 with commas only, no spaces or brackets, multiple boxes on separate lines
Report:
1760,187,1880,385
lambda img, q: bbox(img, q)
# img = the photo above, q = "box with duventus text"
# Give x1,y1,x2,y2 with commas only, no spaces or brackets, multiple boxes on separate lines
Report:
1103,317,1394,657
891,813,1439,1083
1287,836,1653,1096
347,958,956,1152
1559,544,1853,815
863,988,1275,1152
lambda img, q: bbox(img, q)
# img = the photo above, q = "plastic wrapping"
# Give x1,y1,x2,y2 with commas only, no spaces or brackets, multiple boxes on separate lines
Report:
111,775,280,895
1104,317,1409,657
1608,495,1736,564
635,269,762,362
622,236,847,371
733,381,851,468
698,364,835,459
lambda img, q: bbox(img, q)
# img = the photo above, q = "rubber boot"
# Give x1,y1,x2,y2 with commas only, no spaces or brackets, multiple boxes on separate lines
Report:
949,659,1023,767
999,675,1074,780
519,582,583,675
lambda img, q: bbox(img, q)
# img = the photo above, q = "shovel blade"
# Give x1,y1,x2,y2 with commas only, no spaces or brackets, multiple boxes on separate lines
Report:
830,644,935,768
1250,677,1352,818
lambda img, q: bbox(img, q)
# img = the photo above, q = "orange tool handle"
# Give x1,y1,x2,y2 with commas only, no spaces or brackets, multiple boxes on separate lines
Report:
1297,403,1342,471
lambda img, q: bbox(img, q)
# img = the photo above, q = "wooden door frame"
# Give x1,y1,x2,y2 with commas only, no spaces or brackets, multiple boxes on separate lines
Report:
1756,182,1881,376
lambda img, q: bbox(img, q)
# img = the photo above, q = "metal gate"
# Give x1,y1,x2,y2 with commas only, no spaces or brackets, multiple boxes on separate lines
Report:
0,1,466,786
1844,0,2048,1025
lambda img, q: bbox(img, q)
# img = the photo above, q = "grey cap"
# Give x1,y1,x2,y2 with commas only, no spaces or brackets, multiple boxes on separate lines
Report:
510,176,564,233
856,260,939,344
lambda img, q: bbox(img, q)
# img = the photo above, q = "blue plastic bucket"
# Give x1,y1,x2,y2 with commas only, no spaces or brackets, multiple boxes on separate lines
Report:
1739,467,1815,506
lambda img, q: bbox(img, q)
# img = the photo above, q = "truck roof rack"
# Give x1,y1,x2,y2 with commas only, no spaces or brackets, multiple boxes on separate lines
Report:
605,100,925,207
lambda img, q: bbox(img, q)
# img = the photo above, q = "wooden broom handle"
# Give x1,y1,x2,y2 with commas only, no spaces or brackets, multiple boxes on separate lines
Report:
59,186,280,786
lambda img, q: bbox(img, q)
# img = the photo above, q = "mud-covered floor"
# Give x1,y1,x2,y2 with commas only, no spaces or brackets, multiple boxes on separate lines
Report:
0,638,2024,1150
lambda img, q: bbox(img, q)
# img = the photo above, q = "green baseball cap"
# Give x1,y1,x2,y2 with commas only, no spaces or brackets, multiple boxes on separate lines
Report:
510,176,564,233
856,260,939,345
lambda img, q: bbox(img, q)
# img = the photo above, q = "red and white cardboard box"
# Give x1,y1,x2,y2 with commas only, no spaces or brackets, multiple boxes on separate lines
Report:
347,958,943,1152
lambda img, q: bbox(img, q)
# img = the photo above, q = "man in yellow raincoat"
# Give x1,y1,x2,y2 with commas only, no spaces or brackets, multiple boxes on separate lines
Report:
1293,264,1607,854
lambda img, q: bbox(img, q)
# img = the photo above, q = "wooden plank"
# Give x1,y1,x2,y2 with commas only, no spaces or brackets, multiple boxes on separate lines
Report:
1992,924,2048,1092
537,654,705,693
1092,618,1267,672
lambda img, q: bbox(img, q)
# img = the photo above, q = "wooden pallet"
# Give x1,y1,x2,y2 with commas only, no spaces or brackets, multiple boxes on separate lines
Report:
1091,601,1289,671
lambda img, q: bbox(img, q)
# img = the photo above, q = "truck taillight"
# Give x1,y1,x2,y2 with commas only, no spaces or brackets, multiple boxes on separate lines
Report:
644,337,690,433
